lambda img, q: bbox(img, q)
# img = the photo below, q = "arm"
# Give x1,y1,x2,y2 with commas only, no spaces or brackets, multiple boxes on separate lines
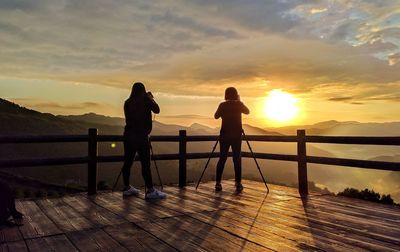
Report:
241,102,250,115
149,98,160,114
214,104,222,119
146,93,160,114
123,101,128,118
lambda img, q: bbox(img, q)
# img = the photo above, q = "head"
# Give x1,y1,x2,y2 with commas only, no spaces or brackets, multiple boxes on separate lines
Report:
130,82,146,98
224,87,239,101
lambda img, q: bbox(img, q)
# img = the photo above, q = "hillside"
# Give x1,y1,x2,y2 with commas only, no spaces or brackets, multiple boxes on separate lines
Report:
0,98,122,136
1,98,398,203
267,120,400,136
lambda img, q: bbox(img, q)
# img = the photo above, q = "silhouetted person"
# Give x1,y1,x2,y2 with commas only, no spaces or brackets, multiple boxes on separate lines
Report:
0,181,23,226
214,87,249,192
121,82,166,199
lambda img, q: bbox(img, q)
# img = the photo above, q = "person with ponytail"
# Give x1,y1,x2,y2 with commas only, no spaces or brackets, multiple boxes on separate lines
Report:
121,82,166,199
214,87,249,192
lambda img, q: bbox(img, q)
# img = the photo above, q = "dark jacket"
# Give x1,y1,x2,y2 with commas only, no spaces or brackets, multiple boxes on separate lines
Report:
215,100,249,138
124,95,160,136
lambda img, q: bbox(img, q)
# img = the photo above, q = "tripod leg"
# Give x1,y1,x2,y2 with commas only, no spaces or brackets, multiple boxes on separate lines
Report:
196,139,219,190
242,130,270,193
112,169,123,192
150,144,163,190
113,152,137,192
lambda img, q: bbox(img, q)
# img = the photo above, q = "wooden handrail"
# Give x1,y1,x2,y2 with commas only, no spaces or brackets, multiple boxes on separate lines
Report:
306,136,400,145
0,135,89,143
1,128,400,195
307,156,400,171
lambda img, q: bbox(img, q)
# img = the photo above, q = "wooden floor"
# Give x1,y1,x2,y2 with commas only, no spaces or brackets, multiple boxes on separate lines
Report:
1,180,400,252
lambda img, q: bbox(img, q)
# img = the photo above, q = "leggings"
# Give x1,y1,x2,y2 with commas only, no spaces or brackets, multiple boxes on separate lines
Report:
0,181,19,223
216,137,242,183
121,133,153,189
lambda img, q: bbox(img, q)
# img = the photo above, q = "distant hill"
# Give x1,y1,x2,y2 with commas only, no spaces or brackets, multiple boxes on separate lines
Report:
58,113,125,127
243,124,282,136
267,120,400,136
58,111,281,136
0,98,122,136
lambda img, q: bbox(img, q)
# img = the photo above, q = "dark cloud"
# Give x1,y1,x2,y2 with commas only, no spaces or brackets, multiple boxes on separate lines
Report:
31,102,103,110
366,95,400,102
150,11,241,39
185,0,316,33
328,96,354,102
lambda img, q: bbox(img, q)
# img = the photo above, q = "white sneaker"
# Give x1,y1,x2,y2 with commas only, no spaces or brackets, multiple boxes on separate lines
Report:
123,186,140,197
145,189,167,200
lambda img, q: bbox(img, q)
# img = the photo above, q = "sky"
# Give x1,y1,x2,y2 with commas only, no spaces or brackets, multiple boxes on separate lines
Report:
0,0,399,127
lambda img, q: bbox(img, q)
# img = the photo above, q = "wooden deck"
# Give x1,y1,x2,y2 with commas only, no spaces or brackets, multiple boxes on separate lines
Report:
1,180,400,251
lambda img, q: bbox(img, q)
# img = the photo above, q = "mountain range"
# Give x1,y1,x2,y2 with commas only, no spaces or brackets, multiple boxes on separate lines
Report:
1,98,399,202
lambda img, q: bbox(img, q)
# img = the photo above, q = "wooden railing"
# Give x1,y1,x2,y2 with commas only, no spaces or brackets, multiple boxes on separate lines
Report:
1,129,399,195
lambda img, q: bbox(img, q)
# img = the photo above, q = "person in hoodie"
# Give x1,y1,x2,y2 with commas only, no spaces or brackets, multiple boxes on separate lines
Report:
121,82,166,199
214,87,250,192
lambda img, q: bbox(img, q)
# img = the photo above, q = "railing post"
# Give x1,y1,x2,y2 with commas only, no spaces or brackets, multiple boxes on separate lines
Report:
88,128,98,195
297,129,308,195
179,130,187,188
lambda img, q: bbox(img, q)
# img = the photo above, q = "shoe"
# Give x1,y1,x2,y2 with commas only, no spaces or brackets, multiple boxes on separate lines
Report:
215,183,222,192
145,189,166,200
123,185,140,197
235,182,243,193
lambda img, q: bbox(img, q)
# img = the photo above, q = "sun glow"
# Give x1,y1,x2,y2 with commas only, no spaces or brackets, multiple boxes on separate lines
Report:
264,90,299,123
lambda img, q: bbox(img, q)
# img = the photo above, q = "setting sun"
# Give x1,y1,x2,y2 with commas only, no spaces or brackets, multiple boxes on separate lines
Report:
264,90,299,123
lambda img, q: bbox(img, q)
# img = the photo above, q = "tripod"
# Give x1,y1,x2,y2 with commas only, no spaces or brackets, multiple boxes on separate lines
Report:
195,139,219,190
150,143,163,190
112,138,163,192
196,129,269,192
242,129,269,193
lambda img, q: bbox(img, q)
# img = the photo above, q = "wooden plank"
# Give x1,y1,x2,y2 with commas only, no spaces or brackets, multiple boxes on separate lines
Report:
0,224,23,243
136,221,206,252
0,240,28,252
187,210,313,251
36,198,93,232
87,194,153,223
64,195,126,227
227,181,400,232
221,180,400,231
243,179,400,218
67,228,127,251
105,192,180,218
150,216,272,252
104,223,175,252
177,187,355,251
197,181,400,251
26,234,78,252
16,201,61,239
212,181,400,240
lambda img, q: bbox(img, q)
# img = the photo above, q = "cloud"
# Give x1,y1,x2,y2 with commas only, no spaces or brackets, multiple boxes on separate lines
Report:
0,0,399,101
11,98,104,110
388,52,400,66
328,96,354,102
366,94,400,102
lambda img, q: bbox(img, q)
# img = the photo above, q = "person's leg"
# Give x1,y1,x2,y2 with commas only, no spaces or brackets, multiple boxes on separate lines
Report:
137,137,154,190
231,137,242,184
122,138,135,188
216,139,230,183
0,182,22,224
